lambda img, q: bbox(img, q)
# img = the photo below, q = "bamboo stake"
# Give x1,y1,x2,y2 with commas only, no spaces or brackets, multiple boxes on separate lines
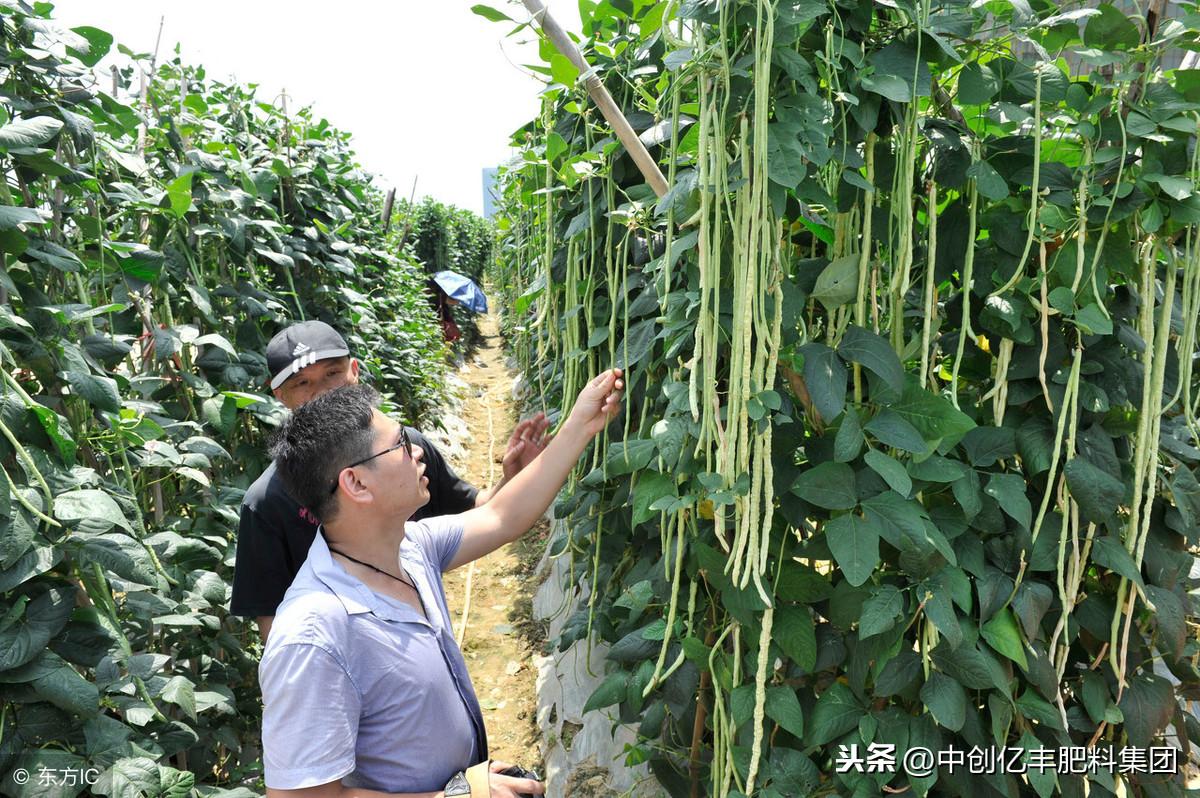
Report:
381,188,396,233
520,0,670,197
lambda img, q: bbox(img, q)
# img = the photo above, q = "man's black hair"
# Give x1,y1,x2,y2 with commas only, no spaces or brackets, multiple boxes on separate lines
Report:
269,383,380,522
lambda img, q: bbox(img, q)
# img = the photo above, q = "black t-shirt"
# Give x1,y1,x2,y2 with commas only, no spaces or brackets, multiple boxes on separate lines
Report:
229,427,478,617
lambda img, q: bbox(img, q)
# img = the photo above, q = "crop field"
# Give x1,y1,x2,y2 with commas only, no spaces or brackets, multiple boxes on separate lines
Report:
0,0,1198,797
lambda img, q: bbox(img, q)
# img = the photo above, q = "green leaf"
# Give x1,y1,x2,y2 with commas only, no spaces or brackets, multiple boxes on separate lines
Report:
765,686,804,738
54,490,133,532
861,73,910,102
799,343,846,421
1116,674,1175,747
858,584,903,638
838,325,903,394
958,62,999,104
774,606,816,672
0,205,48,230
1015,689,1065,732
920,672,966,731
1083,4,1140,50
94,756,160,798
616,318,656,369
32,661,99,716
810,255,858,310
984,473,1032,530
792,461,857,510
1073,303,1113,335
157,767,195,798
1089,536,1145,591
960,426,1016,467
825,513,880,587
632,472,675,525
833,408,863,462
584,671,629,713
471,4,515,23
1063,458,1124,523
0,587,74,670
980,608,1029,670
160,675,197,721
550,53,580,87
967,160,1008,201
64,370,121,413
806,682,864,746
29,404,77,465
605,439,656,476
889,379,976,448
67,26,114,67
865,409,927,453
0,116,63,150
1144,585,1186,660
164,172,194,218
864,450,912,497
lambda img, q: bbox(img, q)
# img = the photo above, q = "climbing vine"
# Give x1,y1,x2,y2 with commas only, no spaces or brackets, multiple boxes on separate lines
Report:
489,0,1200,795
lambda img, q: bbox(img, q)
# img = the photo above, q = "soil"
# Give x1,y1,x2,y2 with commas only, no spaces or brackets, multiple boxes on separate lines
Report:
441,310,549,772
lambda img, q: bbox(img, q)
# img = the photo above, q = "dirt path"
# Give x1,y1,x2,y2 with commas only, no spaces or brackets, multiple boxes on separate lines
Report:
441,311,548,771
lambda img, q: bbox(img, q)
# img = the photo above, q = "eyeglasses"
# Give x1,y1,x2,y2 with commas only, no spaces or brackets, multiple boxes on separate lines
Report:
328,426,411,494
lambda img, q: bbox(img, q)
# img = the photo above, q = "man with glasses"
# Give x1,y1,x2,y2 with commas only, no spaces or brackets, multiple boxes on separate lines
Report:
231,320,550,641
259,371,623,797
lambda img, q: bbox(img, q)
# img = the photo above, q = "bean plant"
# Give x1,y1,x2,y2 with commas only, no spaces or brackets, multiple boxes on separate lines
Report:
0,4,470,796
489,0,1200,795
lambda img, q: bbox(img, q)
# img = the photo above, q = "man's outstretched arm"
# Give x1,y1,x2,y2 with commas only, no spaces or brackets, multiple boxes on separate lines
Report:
448,370,623,570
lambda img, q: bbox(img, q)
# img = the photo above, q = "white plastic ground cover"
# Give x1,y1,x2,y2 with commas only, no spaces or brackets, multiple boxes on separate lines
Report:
533,517,658,797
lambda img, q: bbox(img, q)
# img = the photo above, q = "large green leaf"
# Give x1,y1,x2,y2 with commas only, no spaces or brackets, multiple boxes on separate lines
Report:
0,116,63,150
605,439,656,476
632,472,675,525
0,586,74,671
838,325,903,393
864,450,912,497
1063,458,1124,524
864,409,927,453
63,370,121,413
791,461,857,510
858,584,903,638
799,343,846,421
920,672,966,732
67,25,114,66
31,661,100,716
984,473,1032,530
805,682,864,746
54,490,133,533
764,686,804,739
583,672,629,713
980,608,1029,670
1089,536,1145,591
0,205,48,230
773,606,816,672
825,513,880,587
889,379,975,447
1116,674,1175,747
810,255,858,310
1083,4,1140,50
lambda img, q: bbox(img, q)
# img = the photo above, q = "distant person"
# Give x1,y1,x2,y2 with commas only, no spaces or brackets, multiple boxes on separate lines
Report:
230,320,549,641
259,370,623,796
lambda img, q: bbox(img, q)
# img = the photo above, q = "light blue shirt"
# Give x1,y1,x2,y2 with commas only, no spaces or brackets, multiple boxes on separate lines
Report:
258,516,487,792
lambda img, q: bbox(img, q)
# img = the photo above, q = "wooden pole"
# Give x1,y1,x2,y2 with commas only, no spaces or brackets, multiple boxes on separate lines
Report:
520,0,669,198
381,188,396,233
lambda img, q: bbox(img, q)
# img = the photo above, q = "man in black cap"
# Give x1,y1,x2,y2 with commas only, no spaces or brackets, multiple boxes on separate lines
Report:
231,320,549,640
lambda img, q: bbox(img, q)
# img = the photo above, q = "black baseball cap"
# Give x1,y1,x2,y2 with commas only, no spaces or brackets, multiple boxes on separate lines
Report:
266,321,351,390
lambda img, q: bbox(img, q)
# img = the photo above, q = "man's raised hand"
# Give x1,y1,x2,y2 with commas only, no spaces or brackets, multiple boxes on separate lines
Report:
565,368,624,438
501,412,551,481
